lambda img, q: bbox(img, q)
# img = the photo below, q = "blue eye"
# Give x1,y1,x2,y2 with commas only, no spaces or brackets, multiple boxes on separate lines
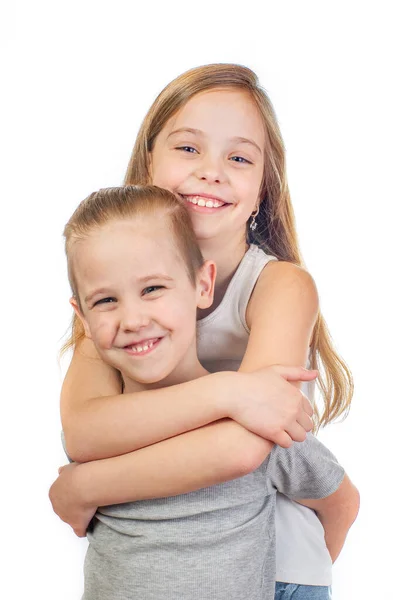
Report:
142,286,164,296
176,146,198,154
94,297,116,307
230,156,252,164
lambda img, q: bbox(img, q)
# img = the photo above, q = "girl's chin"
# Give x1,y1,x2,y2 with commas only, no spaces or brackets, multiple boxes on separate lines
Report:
190,222,234,243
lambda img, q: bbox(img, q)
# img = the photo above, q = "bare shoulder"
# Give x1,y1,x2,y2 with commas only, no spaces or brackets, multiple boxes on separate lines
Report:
246,261,319,328
258,260,318,296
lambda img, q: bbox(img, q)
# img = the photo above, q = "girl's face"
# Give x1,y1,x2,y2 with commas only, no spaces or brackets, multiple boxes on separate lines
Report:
71,217,214,387
150,89,265,245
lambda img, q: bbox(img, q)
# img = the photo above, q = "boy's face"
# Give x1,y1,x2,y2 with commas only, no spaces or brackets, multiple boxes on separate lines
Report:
149,88,265,246
71,216,214,387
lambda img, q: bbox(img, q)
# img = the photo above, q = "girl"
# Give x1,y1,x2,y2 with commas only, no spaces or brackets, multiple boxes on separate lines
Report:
54,64,354,598
55,184,355,600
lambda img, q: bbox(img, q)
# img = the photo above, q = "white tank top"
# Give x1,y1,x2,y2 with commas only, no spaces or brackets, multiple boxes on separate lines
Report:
196,244,332,586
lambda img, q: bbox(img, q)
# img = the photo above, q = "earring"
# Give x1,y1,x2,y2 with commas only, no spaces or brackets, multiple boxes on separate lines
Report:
250,206,260,231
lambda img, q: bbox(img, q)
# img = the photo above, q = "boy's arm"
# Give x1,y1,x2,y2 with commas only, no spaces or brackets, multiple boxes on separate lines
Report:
295,474,360,562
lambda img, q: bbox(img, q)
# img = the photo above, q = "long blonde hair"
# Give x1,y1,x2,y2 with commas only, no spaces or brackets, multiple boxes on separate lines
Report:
123,63,353,427
63,185,204,354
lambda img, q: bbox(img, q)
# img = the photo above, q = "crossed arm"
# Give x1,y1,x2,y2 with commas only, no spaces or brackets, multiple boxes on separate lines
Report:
61,262,318,463
52,263,359,546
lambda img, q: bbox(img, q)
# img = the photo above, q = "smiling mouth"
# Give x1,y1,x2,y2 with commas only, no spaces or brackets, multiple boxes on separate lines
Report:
180,194,228,209
123,337,162,356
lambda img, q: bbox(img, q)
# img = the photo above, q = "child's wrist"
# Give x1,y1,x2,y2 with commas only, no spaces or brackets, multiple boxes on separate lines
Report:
75,461,99,509
212,371,239,419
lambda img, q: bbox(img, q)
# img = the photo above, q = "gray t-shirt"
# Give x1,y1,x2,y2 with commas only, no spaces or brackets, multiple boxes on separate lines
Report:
81,433,344,600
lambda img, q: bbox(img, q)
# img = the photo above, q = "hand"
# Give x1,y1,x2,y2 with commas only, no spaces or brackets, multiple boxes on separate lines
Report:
228,365,316,448
49,463,97,537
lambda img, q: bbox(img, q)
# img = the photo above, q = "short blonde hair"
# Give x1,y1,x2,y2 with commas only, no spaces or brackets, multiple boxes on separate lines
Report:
63,185,204,352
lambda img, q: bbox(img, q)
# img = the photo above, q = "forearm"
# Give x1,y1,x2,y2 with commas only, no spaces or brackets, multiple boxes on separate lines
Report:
316,509,356,563
63,371,234,463
75,420,274,507
296,474,360,562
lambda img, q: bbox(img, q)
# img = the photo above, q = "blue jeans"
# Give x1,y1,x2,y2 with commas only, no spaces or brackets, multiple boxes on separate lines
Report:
275,582,332,599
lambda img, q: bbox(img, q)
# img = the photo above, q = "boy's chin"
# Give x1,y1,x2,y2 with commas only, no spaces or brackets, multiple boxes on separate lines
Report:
97,351,169,384
121,367,173,388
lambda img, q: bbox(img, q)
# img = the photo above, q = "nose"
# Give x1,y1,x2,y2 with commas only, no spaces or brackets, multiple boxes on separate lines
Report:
195,152,227,184
120,302,150,333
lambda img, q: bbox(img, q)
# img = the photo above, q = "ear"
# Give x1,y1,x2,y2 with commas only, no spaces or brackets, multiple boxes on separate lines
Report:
196,260,216,310
69,297,92,339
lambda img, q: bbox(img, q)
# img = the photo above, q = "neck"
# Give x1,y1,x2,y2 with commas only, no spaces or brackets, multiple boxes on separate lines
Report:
197,233,249,317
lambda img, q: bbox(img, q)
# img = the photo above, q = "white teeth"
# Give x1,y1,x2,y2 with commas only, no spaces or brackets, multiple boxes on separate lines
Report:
128,339,156,353
184,195,225,208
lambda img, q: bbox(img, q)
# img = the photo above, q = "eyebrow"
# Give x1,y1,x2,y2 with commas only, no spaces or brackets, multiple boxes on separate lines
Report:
84,275,174,303
167,127,262,155
167,127,201,139
138,274,174,283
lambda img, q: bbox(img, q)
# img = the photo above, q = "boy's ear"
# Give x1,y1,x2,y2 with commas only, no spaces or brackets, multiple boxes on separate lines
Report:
69,297,92,339
196,260,216,310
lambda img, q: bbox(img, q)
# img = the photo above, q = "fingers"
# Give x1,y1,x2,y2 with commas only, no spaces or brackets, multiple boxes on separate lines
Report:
296,410,313,433
288,390,313,439
285,421,308,443
272,365,318,382
302,394,314,417
273,430,294,449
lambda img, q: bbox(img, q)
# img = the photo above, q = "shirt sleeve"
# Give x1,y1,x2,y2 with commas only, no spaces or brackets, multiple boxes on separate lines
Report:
266,433,345,499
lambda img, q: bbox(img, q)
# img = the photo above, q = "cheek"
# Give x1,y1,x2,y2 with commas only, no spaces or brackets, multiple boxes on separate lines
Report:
240,174,262,209
151,154,188,191
253,167,264,197
90,317,117,350
172,301,197,337
152,166,177,191
160,293,196,330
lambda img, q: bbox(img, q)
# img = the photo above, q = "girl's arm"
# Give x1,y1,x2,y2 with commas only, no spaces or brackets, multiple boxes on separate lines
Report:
54,261,318,523
50,419,274,537
241,261,319,375
62,336,314,463
296,475,360,562
62,339,232,461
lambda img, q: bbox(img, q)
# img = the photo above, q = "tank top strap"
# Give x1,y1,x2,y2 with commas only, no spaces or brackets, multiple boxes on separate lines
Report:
197,244,278,371
237,245,277,332
197,244,277,333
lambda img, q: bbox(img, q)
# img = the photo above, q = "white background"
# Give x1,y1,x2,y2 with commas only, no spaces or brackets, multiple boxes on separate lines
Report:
2,1,392,598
